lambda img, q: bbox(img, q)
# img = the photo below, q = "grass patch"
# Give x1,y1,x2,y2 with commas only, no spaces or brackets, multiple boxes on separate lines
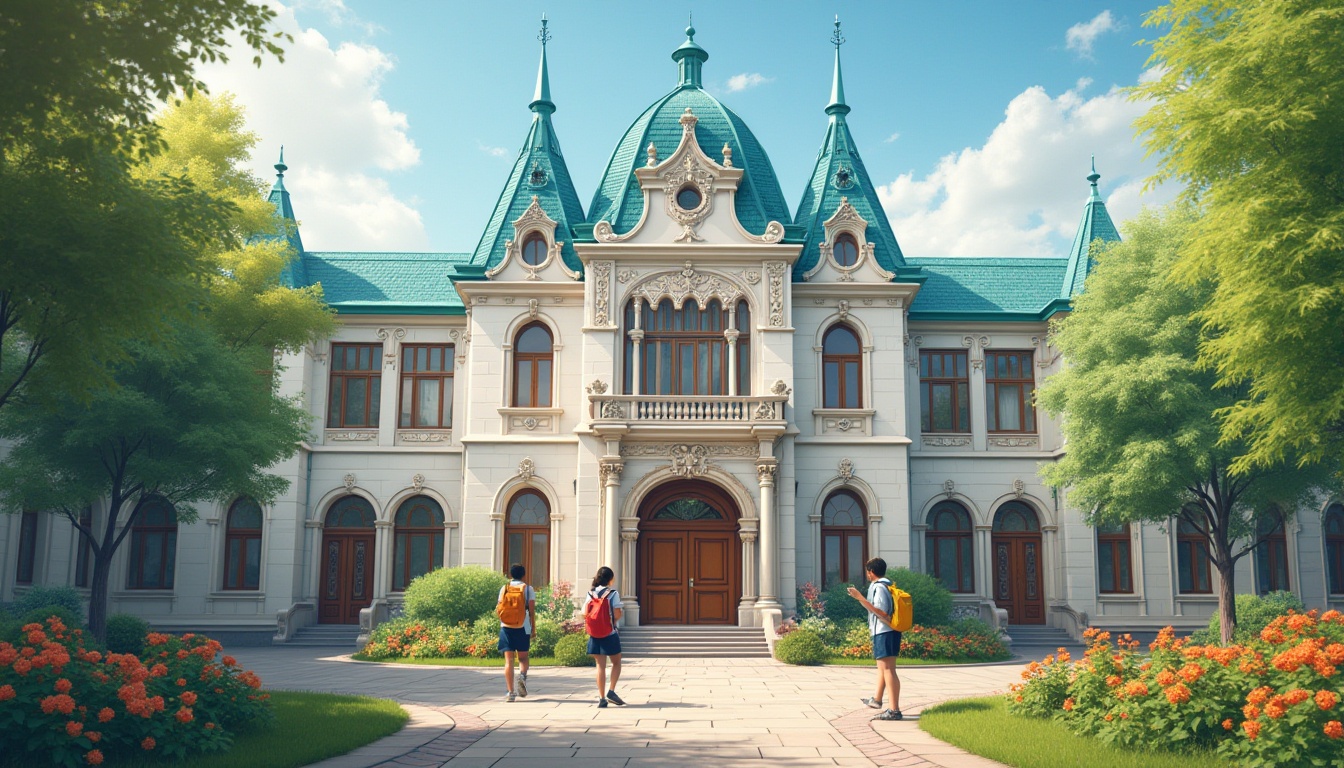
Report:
824,656,1006,666
112,691,406,768
351,654,560,667
919,696,1223,768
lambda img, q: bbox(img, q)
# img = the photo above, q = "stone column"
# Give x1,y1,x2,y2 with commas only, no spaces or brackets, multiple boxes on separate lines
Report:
489,510,505,572
374,519,393,598
725,328,740,394
630,297,644,396
739,527,758,626
756,461,781,612
600,460,623,571
976,526,993,598
620,529,640,626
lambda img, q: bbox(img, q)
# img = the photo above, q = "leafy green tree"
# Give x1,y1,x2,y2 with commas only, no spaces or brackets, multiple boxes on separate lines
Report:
1038,206,1337,644
1133,1,1344,474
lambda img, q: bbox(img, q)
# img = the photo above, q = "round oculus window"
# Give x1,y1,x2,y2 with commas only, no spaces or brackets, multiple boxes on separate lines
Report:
676,186,702,211
834,234,859,267
522,234,547,266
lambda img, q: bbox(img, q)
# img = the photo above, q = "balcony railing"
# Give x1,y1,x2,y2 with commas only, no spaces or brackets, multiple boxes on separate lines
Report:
589,394,787,423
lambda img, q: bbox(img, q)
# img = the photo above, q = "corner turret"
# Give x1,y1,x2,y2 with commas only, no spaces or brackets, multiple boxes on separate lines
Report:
1060,157,1121,297
259,147,306,287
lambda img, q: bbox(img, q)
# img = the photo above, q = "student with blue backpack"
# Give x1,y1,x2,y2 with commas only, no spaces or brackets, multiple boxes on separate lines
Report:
846,557,905,721
582,566,626,708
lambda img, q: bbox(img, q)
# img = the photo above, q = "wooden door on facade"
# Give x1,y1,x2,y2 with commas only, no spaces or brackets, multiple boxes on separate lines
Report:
637,480,740,625
319,496,378,624
991,502,1045,625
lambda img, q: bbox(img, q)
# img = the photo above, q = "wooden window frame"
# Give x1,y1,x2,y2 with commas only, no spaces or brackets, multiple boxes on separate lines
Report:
822,325,863,409
985,351,1037,433
1176,520,1212,594
512,323,554,407
1096,524,1134,594
1326,504,1344,595
1254,519,1290,594
223,498,263,591
392,496,445,592
919,350,970,433
627,299,744,397
399,344,454,429
503,490,550,589
16,510,38,585
926,502,974,593
833,233,859,267
127,497,177,590
820,491,868,590
327,343,383,428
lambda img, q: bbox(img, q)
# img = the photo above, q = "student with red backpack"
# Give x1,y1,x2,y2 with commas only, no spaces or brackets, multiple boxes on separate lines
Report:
582,566,625,708
846,557,906,721
496,563,537,703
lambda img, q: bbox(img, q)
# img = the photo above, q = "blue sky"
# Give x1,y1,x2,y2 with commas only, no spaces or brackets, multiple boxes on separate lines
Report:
201,1,1173,257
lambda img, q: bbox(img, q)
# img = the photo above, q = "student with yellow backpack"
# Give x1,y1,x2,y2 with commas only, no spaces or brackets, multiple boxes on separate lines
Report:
846,557,911,721
496,563,537,702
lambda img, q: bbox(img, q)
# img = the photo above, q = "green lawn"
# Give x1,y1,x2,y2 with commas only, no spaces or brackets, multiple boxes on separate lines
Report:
113,691,406,768
351,653,561,667
919,697,1224,768
824,655,1011,666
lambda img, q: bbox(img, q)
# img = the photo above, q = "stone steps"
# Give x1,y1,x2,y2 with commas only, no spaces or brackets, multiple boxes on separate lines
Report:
289,624,363,648
1006,624,1079,653
618,626,772,658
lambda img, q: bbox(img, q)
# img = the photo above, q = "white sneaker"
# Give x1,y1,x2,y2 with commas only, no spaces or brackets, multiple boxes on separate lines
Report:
518,673,528,698
506,691,516,703
860,697,882,709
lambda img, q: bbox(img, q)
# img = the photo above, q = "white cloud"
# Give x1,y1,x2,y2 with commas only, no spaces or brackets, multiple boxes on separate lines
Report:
477,142,510,159
726,73,772,92
1066,10,1118,58
291,0,381,35
884,132,901,143
878,80,1178,258
197,2,426,250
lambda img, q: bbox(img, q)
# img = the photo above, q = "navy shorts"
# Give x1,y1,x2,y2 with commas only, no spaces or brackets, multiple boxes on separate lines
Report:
498,626,531,653
873,631,902,660
587,633,622,656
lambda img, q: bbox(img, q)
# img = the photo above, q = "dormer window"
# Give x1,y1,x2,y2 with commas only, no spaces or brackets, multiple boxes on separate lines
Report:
676,186,702,211
833,233,859,267
522,233,548,266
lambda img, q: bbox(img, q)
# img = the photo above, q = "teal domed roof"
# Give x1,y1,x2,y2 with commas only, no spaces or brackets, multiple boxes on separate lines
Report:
586,27,792,237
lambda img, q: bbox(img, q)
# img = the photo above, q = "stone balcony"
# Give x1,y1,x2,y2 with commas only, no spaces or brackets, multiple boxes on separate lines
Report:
587,393,789,439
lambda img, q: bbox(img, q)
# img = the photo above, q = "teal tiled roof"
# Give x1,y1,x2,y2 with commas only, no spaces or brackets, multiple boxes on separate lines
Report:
298,252,471,315
907,257,1071,320
1061,163,1122,298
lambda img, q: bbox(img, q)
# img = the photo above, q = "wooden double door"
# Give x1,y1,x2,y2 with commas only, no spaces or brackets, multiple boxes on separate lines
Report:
319,532,375,624
991,533,1045,624
637,481,741,625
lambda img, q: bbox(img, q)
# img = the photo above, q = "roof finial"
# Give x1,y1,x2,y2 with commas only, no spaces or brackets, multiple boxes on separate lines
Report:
687,12,694,39
1087,155,1102,201
538,13,551,46
831,15,845,48
275,145,287,175
672,14,708,88
826,17,850,117
530,15,555,115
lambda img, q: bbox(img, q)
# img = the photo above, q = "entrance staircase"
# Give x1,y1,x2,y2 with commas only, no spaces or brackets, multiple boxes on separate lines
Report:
1006,624,1082,655
288,624,362,649
619,626,771,658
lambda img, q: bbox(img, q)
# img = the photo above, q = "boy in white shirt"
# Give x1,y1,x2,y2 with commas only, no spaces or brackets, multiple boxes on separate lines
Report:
496,563,537,702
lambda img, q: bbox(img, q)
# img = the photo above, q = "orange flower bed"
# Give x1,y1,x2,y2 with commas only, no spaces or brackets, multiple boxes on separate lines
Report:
1007,610,1344,765
0,617,271,767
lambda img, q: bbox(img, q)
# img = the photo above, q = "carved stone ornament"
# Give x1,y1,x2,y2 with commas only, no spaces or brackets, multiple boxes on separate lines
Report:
400,432,449,443
923,435,972,447
487,196,580,281
592,261,612,326
990,436,1039,448
522,417,539,431
599,461,624,481
328,431,378,442
1012,478,1026,499
962,335,991,370
617,269,638,284
646,142,658,167
527,298,539,318
661,110,718,243
837,300,850,320
627,262,744,311
837,458,855,482
943,479,956,498
1032,335,1060,368
905,334,924,368
766,262,787,326
619,443,756,459
412,473,425,492
376,327,405,369
600,401,626,419
721,142,733,168
343,473,357,490
770,380,792,397
835,418,853,432
518,458,536,482
670,444,711,477
756,462,777,484
586,379,609,395
754,401,779,420
739,269,761,285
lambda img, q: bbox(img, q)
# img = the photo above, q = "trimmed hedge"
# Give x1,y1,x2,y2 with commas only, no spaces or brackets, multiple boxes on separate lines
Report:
13,586,84,618
104,614,150,655
775,629,827,665
554,633,593,666
1189,591,1305,645
403,566,507,627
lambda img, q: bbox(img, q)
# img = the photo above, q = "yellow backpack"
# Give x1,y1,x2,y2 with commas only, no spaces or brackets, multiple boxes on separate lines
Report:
879,580,914,632
496,584,528,628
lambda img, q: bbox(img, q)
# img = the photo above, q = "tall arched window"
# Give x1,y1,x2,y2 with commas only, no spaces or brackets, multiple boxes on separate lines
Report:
833,233,859,267
1096,522,1133,594
1326,503,1344,595
821,490,867,589
926,501,973,593
623,298,750,396
513,323,553,407
822,325,862,408
128,496,177,589
1254,513,1289,594
223,497,263,590
1177,518,1212,594
521,233,547,266
393,496,445,591
504,490,550,588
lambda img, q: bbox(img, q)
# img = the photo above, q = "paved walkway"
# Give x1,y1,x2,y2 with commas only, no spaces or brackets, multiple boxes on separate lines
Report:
230,646,1027,767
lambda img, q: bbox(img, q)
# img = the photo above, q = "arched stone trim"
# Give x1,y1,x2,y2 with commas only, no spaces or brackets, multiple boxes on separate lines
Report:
917,493,985,528
485,196,580,281
801,197,896,282
810,476,882,586
987,494,1055,617
312,486,383,525
811,312,875,351
814,319,874,412
489,474,563,578
623,264,758,316
501,310,566,352
622,464,758,529
383,486,457,526
987,493,1054,529
209,496,271,594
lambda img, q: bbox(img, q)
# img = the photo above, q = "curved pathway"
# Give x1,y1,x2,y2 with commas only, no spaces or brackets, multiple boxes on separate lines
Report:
230,647,1023,767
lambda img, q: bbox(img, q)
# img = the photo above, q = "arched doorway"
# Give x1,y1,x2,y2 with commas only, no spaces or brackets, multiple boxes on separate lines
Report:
319,496,376,624
638,480,741,625
991,501,1044,624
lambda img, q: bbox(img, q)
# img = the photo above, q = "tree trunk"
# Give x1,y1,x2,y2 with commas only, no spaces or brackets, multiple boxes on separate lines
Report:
88,548,114,644
1217,560,1238,646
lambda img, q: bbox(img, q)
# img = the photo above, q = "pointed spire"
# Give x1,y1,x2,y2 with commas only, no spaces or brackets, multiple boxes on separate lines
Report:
827,16,850,117
672,19,708,88
271,146,288,192
1062,158,1121,297
1087,154,1102,201
530,15,555,115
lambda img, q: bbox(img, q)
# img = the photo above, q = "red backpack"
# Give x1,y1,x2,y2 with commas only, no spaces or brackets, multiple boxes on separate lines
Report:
584,587,616,639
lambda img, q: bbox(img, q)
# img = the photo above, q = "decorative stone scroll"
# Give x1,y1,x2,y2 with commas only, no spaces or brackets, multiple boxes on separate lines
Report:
517,458,536,482
837,458,855,482
343,473,357,490
586,379,609,395
766,262,787,326
399,432,449,443
670,444,711,477
376,327,405,369
592,261,613,326
328,431,378,442
619,443,756,459
756,462,777,484
627,262,744,310
1012,478,1026,499
599,461,624,481
905,334,924,369
990,436,1039,448
942,479,956,498
923,436,972,448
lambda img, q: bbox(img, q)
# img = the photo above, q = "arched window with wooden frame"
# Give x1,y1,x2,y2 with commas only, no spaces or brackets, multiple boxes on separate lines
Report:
128,496,177,590
925,501,973,593
623,297,750,396
504,490,550,588
1254,513,1290,594
1096,522,1133,594
821,490,867,590
1176,518,1212,594
833,233,859,267
1326,503,1344,595
512,323,553,407
521,232,547,266
822,325,862,409
393,496,445,591
223,497,264,590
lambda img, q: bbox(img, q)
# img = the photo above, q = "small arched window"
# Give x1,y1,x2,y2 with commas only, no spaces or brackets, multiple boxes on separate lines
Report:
1254,513,1289,594
822,325,862,408
1326,503,1344,595
223,497,263,590
129,496,178,589
326,496,376,528
992,501,1040,532
504,490,550,588
1176,518,1212,594
393,496,445,591
926,501,973,593
833,233,859,267
522,233,548,266
821,490,867,589
513,323,554,407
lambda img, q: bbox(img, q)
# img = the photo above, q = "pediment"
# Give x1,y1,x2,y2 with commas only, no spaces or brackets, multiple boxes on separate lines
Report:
487,196,580,282
802,197,895,283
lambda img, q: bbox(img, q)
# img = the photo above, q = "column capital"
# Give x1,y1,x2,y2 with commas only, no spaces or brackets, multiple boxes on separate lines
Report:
756,461,778,485
599,460,624,483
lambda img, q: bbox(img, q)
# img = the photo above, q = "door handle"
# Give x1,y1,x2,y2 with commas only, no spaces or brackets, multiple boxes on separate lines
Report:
689,578,695,588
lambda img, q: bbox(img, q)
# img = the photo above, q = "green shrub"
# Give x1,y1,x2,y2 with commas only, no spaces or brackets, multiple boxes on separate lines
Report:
775,629,827,665
535,580,577,624
890,567,953,628
533,619,562,657
18,605,83,636
554,632,594,666
105,613,150,654
820,583,868,623
946,616,999,641
466,614,502,658
14,585,84,618
1188,591,1305,645
403,566,507,627
360,617,463,660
